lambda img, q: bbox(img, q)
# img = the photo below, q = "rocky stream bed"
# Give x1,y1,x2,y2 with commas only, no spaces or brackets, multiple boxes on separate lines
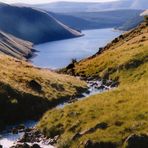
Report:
0,79,117,148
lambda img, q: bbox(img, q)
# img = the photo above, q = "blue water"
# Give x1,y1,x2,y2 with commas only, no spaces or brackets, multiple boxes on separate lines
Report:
33,28,121,69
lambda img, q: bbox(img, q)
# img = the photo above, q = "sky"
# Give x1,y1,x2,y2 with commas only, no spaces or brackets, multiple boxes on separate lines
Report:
0,0,119,4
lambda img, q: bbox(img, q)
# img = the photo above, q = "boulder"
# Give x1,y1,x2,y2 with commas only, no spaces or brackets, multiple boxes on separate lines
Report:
95,122,108,130
12,124,26,134
124,134,148,148
71,133,81,140
31,144,41,148
11,143,31,148
12,128,19,134
28,80,42,92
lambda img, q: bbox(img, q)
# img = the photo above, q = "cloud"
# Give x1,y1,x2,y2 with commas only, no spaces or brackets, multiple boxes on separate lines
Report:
0,0,119,4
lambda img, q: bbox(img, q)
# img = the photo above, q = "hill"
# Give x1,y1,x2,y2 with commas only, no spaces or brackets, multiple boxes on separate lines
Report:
117,15,144,31
37,21,148,147
0,54,86,130
0,30,34,60
0,3,82,44
118,9,148,31
33,0,148,13
51,10,143,30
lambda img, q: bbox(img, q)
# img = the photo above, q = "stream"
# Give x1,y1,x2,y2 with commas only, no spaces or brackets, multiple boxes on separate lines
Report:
0,80,114,148
0,28,121,147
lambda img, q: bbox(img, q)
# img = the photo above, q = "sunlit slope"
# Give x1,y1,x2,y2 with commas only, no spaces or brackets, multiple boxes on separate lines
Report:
38,22,148,147
0,54,86,129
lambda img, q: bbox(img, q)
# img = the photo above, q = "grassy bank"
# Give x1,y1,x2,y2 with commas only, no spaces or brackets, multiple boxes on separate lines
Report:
37,22,148,147
0,54,86,130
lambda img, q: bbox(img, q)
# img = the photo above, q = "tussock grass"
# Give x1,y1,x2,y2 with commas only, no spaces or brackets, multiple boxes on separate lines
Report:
0,54,86,129
37,22,148,147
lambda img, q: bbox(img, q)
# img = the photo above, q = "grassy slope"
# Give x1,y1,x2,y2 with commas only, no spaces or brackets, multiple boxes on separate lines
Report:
37,22,148,147
0,54,86,129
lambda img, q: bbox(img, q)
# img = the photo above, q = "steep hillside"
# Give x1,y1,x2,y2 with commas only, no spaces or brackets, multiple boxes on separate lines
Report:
38,22,148,147
0,31,34,60
118,10,148,31
52,10,143,30
0,3,82,44
117,15,144,31
0,54,86,130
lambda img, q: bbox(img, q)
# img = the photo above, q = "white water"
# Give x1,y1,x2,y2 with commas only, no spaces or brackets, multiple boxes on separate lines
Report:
57,80,112,108
0,121,54,148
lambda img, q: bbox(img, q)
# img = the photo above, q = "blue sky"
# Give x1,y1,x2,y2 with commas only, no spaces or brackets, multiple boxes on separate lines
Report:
0,0,119,4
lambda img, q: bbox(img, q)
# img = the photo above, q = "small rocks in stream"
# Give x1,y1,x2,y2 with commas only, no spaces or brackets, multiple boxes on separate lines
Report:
110,81,119,88
11,124,26,134
10,143,31,148
31,144,41,148
19,129,42,143
17,128,57,147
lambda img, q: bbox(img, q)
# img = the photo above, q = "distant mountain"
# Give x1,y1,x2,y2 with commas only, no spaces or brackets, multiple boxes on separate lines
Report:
49,12,99,30
32,0,148,13
0,3,82,44
130,0,148,9
0,30,33,60
51,10,143,30
117,15,144,31
117,9,148,31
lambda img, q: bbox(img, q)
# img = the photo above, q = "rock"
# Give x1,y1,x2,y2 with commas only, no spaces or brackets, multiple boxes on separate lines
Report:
71,133,81,140
54,135,59,141
84,140,117,148
84,89,91,94
31,144,41,148
12,128,19,134
11,143,31,148
19,129,46,144
17,124,25,130
105,80,113,87
12,124,26,134
124,134,148,148
28,80,42,92
72,122,108,141
97,85,105,90
95,122,108,130
25,128,33,133
80,122,108,135
112,38,119,43
115,121,123,126
110,81,119,87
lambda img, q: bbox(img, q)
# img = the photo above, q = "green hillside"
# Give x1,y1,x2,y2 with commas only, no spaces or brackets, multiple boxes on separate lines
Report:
37,21,148,147
0,54,86,130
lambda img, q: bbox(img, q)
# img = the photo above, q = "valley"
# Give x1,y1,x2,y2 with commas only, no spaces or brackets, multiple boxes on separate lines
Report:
0,1,147,148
